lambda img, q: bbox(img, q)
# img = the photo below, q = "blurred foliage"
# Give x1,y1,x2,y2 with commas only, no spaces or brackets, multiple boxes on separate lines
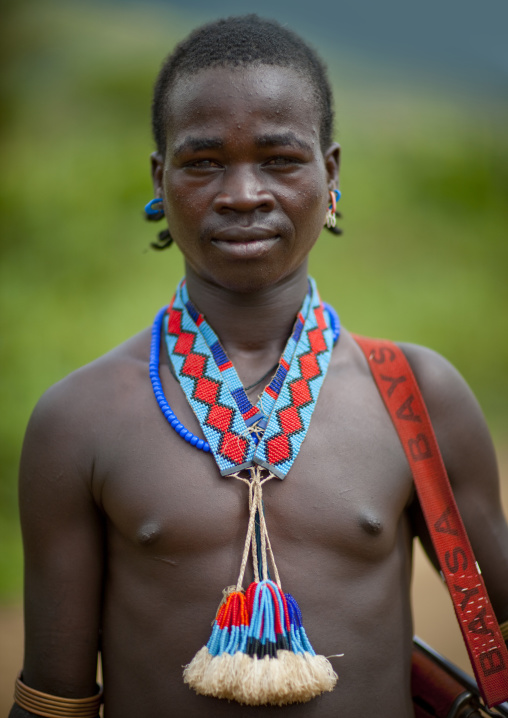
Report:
1,0,507,600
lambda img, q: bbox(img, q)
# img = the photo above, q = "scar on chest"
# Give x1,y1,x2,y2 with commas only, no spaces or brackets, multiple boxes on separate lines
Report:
136,522,179,565
360,515,383,536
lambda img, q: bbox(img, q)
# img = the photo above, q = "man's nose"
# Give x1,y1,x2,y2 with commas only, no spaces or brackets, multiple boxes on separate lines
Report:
212,165,275,213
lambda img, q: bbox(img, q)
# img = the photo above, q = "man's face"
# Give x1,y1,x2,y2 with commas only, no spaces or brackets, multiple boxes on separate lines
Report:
152,64,340,293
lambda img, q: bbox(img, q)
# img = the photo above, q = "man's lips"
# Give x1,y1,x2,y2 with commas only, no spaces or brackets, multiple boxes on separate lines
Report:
212,226,279,242
211,226,280,258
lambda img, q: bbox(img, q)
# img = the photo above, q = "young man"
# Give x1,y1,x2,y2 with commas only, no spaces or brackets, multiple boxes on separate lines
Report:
11,16,508,718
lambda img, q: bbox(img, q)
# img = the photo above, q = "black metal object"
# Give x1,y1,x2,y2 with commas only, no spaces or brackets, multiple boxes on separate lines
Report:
414,637,508,718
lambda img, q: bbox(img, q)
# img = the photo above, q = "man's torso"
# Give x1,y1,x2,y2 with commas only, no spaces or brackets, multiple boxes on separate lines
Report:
80,328,417,717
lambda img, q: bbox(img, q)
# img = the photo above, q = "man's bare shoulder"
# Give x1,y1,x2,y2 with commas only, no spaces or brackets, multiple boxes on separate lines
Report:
396,341,497,490
35,328,150,414
22,328,152,476
396,342,484,427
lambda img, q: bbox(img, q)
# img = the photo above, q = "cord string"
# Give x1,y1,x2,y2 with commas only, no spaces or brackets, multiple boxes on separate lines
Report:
231,466,280,591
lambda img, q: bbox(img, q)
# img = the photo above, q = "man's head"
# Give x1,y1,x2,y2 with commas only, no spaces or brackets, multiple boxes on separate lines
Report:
150,17,340,294
152,15,335,157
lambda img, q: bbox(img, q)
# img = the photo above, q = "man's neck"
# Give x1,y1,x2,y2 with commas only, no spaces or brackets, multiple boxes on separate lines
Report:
183,263,309,383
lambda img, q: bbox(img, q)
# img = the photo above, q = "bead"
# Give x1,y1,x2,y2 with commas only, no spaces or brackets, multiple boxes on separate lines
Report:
148,305,209,452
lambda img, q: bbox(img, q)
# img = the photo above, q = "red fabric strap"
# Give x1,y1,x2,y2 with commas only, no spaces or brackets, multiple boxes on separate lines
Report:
353,335,508,708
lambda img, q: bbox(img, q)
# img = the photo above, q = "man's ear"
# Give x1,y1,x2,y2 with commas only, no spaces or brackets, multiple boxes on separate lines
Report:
324,143,341,189
151,152,164,196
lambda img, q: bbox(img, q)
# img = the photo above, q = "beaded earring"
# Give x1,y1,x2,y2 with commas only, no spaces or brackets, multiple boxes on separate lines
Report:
324,189,342,236
144,198,165,220
144,198,174,249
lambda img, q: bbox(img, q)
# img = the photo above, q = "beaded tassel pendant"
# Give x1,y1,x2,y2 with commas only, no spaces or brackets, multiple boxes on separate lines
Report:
182,467,338,705
153,278,340,705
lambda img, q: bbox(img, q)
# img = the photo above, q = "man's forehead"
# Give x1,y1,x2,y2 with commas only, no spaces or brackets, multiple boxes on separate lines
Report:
167,64,316,116
173,62,308,89
165,65,319,142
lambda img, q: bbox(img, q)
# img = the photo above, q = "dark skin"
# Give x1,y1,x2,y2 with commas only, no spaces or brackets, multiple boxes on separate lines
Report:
11,65,508,718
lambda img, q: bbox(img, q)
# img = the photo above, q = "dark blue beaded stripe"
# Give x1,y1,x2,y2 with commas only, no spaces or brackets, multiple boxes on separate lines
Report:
270,365,287,394
185,300,200,323
231,386,251,414
150,302,340,453
293,319,304,343
210,341,229,368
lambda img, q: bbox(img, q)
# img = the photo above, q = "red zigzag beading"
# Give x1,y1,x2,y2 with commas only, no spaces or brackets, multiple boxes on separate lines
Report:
167,308,249,464
265,307,327,465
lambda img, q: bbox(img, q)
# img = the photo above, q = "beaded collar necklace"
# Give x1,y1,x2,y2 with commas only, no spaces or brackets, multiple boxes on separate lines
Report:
149,277,341,706
150,277,339,473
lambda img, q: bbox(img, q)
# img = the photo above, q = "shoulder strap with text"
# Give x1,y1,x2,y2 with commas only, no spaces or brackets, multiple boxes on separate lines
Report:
353,335,508,708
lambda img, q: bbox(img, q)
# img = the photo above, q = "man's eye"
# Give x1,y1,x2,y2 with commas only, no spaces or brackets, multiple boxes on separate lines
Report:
265,156,301,167
187,159,221,169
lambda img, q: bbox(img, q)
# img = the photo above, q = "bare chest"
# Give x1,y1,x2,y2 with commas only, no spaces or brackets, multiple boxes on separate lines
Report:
95,363,414,570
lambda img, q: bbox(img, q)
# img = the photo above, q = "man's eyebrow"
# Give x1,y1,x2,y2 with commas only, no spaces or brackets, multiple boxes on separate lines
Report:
173,137,223,157
255,133,312,151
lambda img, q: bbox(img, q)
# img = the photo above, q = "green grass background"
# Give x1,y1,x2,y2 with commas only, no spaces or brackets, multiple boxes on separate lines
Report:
1,0,507,601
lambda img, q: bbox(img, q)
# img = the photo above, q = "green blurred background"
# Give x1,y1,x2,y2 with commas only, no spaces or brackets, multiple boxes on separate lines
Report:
1,0,507,603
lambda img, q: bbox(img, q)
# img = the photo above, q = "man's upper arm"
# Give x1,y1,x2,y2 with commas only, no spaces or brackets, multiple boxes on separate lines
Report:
18,375,104,698
401,343,508,624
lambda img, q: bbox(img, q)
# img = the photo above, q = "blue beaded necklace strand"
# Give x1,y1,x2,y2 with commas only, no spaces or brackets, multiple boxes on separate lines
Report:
149,304,211,452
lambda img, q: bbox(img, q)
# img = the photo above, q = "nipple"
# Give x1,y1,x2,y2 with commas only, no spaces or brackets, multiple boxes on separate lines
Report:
360,515,383,536
137,521,161,545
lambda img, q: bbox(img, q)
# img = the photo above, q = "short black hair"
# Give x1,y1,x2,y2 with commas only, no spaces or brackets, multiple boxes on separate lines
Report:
152,15,334,156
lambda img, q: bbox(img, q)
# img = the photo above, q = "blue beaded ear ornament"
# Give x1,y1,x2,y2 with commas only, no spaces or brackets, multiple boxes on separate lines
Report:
144,198,165,221
325,189,342,236
144,198,174,249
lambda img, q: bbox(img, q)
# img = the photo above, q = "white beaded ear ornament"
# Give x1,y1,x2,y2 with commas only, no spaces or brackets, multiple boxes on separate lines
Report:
325,189,341,229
